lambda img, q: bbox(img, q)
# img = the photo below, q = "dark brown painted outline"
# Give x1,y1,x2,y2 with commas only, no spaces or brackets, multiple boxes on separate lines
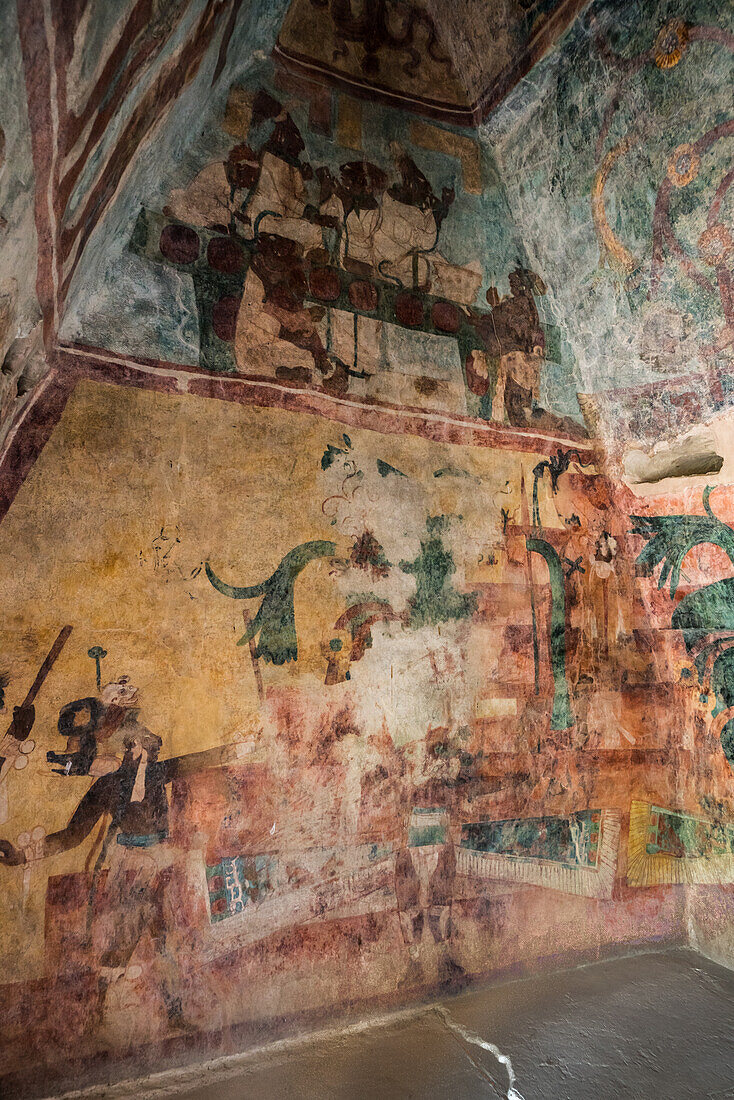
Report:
0,367,71,526
17,0,57,343
53,0,193,218
57,0,232,300
17,0,236,330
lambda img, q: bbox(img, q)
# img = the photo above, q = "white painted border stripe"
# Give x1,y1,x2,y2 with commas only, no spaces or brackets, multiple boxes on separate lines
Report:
57,343,596,453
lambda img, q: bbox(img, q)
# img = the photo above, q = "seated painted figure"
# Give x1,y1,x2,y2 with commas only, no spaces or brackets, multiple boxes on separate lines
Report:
46,677,142,777
0,678,250,1035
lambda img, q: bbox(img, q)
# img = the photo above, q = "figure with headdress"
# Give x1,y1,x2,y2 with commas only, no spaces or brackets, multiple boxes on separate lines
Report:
0,677,249,1034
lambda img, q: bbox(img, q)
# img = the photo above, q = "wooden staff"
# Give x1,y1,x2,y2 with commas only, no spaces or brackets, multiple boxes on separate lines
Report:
4,625,73,743
0,626,74,789
520,474,540,697
0,626,73,824
243,610,263,702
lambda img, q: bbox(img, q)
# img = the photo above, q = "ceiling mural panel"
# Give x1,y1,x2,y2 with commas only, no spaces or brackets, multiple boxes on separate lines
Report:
274,0,588,124
60,61,587,437
486,0,733,464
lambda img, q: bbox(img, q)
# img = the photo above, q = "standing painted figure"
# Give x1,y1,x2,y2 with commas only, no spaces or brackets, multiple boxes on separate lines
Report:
394,807,465,990
0,679,249,1034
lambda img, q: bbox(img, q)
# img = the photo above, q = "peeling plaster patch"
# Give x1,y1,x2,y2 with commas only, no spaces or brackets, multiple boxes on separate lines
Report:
476,696,517,718
624,427,723,485
434,1005,526,1100
0,322,49,452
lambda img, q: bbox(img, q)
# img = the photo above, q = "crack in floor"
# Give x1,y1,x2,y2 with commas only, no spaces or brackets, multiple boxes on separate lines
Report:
433,1005,526,1099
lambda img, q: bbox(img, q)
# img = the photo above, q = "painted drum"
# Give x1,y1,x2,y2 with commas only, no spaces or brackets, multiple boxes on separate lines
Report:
348,280,378,311
159,224,200,264
309,267,340,301
207,237,245,274
431,300,461,333
212,296,240,342
395,292,424,327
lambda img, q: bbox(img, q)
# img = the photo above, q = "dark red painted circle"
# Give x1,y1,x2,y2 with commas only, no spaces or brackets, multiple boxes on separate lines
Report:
309,268,340,301
395,292,424,327
348,280,378,311
431,300,461,333
212,296,240,341
159,224,199,264
207,237,244,273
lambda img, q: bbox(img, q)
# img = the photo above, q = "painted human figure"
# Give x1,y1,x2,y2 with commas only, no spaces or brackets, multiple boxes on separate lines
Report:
487,268,547,425
0,678,248,1033
46,676,143,777
552,472,636,665
394,807,464,989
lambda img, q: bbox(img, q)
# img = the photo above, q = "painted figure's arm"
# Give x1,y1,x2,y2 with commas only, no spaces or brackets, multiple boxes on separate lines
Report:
162,742,249,782
0,776,113,865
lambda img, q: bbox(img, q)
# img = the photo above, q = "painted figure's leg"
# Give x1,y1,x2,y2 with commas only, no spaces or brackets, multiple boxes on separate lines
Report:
88,849,151,1032
491,358,508,422
153,859,195,1031
395,848,425,987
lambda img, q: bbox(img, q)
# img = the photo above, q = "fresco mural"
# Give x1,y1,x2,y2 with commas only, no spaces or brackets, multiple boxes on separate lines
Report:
628,800,734,886
0,380,693,1094
632,485,734,772
124,72,585,437
487,0,733,453
1,0,733,1094
273,0,587,124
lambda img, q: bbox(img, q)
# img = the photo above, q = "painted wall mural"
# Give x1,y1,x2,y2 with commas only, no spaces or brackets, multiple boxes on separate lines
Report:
272,0,586,124
628,800,734,886
2,0,734,1094
123,72,584,438
589,5,734,447
632,486,734,772
487,0,733,456
0,380,702,1095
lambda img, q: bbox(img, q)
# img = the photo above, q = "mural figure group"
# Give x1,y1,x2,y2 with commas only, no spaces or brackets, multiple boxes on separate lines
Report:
0,668,248,1033
132,79,584,437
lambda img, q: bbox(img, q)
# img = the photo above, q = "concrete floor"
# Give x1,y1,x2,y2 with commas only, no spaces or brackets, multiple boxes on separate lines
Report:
68,948,734,1100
